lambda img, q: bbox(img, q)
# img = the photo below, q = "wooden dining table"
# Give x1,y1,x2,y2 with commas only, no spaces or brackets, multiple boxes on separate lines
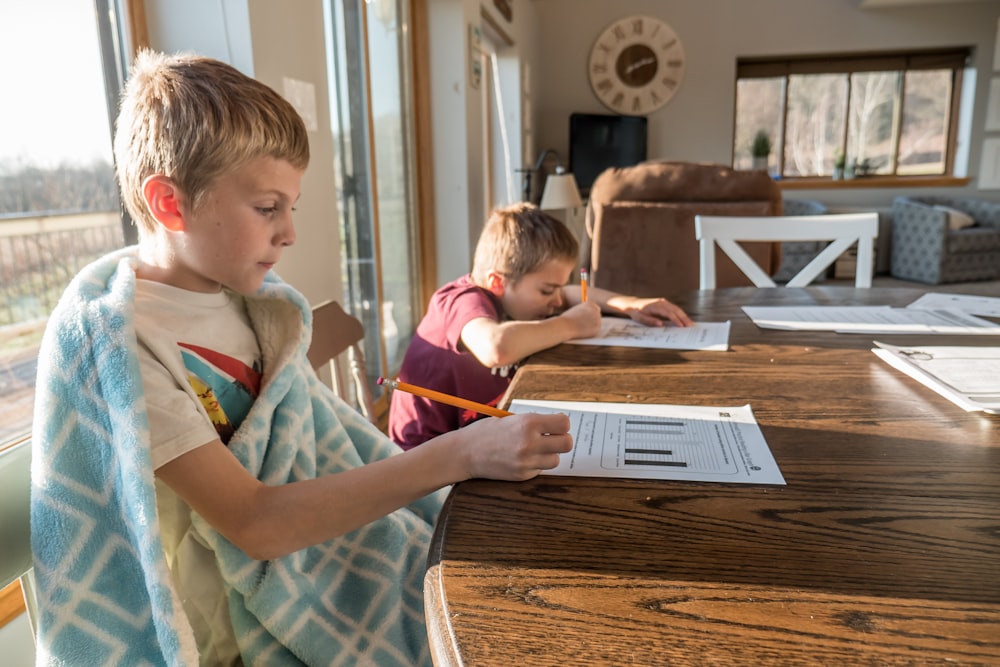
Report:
423,287,1000,666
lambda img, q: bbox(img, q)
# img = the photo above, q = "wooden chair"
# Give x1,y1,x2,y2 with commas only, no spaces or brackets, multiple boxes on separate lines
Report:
0,436,37,641
307,300,377,424
695,212,879,289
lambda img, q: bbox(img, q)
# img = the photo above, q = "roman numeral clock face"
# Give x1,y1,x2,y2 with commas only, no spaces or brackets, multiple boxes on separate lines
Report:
588,15,685,116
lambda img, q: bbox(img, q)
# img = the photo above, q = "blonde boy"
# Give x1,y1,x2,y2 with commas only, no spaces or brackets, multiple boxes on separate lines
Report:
31,51,570,666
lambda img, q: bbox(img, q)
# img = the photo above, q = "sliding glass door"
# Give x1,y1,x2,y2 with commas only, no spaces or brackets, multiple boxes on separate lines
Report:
325,0,422,411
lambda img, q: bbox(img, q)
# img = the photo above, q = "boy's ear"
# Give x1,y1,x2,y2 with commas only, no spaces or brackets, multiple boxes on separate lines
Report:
485,271,506,296
141,175,186,232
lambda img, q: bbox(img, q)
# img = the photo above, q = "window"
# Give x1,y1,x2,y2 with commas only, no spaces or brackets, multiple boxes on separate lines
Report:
733,48,969,180
478,24,524,215
325,0,423,416
0,0,130,446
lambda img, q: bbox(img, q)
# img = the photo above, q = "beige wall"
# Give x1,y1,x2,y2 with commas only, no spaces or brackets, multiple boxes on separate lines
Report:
426,0,543,284
140,0,1000,288
529,0,1000,211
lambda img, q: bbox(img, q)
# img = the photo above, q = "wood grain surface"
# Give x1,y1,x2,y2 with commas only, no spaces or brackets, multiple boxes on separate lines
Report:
425,287,1000,666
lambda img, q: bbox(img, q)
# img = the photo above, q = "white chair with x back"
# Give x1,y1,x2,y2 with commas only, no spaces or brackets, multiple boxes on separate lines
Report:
695,212,880,289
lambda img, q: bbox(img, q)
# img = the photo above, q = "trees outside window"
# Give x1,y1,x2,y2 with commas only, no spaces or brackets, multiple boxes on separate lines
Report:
734,49,966,181
0,0,129,445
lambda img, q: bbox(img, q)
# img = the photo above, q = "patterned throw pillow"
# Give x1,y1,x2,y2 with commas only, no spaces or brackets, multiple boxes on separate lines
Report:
933,205,976,230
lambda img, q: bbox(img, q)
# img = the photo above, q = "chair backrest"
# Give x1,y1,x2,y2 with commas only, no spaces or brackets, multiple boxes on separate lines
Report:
0,436,37,638
307,300,377,423
695,212,880,289
583,161,783,296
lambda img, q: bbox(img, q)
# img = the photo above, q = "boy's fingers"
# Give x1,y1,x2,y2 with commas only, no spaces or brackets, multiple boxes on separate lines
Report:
632,311,665,327
530,411,571,435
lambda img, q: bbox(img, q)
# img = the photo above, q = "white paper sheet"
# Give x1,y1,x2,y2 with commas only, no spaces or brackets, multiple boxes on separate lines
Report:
742,305,1000,334
567,318,731,350
872,342,1000,414
509,399,785,485
906,293,1000,318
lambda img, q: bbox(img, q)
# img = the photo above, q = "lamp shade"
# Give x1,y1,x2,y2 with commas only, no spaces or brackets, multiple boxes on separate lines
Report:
539,167,583,210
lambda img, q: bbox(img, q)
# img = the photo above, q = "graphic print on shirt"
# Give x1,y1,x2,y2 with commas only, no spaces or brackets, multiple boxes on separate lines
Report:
179,342,262,444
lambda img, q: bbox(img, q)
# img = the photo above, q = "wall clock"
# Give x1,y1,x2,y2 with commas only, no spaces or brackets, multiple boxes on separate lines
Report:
588,15,685,116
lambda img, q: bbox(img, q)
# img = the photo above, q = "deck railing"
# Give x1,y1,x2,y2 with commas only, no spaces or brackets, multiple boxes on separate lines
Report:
0,211,123,326
0,210,124,444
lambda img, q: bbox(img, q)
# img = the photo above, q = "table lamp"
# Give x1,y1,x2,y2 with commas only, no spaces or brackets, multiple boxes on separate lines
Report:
539,165,583,211
530,150,584,246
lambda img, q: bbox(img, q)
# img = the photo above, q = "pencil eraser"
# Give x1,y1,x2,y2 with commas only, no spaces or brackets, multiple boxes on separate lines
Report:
376,377,385,385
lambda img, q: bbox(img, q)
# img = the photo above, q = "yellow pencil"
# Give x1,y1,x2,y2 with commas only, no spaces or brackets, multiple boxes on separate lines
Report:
580,267,588,302
377,377,513,418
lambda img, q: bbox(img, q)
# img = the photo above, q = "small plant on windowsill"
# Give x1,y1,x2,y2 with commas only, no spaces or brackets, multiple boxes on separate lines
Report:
833,150,846,180
751,130,771,171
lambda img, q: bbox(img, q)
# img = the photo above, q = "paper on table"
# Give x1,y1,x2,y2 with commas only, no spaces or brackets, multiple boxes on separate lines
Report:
509,399,785,485
906,292,1000,318
567,318,730,350
741,305,1000,334
872,341,1000,414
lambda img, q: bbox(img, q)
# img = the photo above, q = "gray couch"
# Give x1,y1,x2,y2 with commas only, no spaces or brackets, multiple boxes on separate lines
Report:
773,199,829,283
890,196,1000,284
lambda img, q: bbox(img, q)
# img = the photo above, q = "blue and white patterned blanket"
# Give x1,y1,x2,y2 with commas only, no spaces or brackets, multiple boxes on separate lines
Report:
31,248,444,666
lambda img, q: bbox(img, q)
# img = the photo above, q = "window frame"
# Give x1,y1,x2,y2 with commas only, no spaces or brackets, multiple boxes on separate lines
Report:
0,0,143,622
734,47,971,188
325,0,430,426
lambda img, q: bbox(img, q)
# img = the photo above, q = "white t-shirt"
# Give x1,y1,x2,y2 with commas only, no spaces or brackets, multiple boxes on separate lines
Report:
135,279,261,666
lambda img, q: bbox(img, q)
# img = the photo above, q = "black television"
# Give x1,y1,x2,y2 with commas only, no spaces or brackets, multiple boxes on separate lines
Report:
569,113,648,198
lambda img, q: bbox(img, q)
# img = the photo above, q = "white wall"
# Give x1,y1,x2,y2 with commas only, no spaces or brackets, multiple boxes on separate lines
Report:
427,0,480,285
247,0,343,305
427,0,543,285
529,0,1000,210
143,0,343,306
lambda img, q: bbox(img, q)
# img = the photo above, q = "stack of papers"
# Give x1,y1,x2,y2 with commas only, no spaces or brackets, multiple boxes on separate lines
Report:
905,292,1000,318
742,292,1000,334
872,341,1000,414
741,305,999,334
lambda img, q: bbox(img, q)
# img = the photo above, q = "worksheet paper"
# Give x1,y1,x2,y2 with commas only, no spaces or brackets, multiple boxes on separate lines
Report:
872,341,1000,414
567,318,731,350
508,399,785,485
906,293,1000,319
741,305,1000,334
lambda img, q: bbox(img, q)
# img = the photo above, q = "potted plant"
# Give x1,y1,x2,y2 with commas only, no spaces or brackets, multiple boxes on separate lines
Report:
833,150,846,180
751,130,771,171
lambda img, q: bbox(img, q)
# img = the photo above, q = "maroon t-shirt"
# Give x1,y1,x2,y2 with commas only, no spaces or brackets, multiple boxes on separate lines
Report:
388,275,515,450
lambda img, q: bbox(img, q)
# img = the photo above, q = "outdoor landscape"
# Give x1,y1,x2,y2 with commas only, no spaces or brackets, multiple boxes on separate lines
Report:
0,159,122,443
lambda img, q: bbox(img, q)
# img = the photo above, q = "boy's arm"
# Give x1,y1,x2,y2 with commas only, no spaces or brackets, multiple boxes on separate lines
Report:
155,411,571,561
460,306,601,368
562,284,694,327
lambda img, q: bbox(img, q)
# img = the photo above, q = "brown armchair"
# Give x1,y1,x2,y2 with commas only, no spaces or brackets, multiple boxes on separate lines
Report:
582,161,782,297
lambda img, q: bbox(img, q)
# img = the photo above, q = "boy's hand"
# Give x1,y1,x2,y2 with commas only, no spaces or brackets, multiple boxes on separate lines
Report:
619,297,694,328
461,412,573,481
559,301,603,338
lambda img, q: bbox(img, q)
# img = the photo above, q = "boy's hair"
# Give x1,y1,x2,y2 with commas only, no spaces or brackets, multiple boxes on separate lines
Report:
114,50,310,235
471,203,579,285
